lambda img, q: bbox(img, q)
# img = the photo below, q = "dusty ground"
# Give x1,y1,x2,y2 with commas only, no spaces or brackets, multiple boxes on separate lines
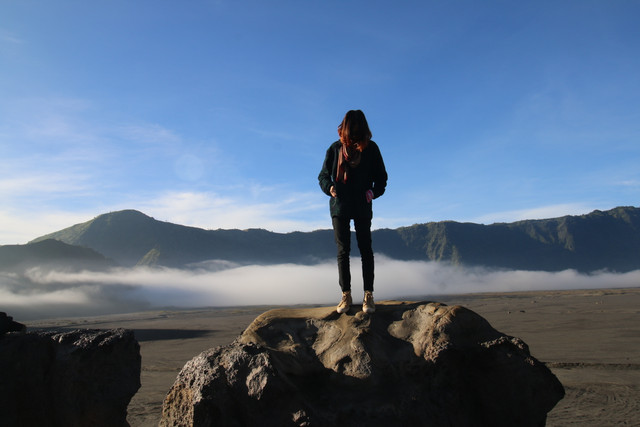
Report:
26,287,640,426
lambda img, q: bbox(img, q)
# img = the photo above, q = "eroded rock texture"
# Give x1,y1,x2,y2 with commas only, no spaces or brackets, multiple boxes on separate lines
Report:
0,328,141,427
161,302,564,427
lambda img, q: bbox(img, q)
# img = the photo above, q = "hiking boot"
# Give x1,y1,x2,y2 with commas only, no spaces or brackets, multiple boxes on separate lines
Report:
363,291,375,313
337,291,352,314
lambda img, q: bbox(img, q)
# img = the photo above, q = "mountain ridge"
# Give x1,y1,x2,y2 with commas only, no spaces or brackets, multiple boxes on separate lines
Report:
16,206,640,273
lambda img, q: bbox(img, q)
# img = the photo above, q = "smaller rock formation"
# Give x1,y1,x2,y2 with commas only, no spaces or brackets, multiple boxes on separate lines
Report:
0,327,141,427
161,301,564,427
0,312,26,335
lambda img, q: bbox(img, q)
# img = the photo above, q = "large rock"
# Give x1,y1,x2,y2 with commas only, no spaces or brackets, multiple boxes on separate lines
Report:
0,327,141,426
161,302,564,426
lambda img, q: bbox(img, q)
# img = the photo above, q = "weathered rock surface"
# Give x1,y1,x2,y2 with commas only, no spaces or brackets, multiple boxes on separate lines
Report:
0,327,141,427
161,301,564,426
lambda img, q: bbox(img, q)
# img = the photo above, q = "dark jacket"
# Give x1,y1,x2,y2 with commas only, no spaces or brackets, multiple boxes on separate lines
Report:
318,140,388,219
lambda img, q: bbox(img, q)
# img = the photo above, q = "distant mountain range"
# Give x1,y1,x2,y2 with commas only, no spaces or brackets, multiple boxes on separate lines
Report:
2,206,639,273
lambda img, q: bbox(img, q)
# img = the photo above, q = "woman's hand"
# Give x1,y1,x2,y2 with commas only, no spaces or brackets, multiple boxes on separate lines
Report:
366,189,374,203
330,186,337,197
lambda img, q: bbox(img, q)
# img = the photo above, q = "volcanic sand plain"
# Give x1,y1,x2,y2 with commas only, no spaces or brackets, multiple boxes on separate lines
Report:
26,287,640,426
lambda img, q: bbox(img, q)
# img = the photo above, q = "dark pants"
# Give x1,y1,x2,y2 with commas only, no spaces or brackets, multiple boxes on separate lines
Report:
332,216,374,293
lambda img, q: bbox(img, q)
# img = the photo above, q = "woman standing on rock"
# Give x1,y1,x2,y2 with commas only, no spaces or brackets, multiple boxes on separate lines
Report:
318,110,388,314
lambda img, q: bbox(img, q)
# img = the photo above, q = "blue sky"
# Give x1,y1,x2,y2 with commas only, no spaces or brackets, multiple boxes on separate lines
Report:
1,0,639,245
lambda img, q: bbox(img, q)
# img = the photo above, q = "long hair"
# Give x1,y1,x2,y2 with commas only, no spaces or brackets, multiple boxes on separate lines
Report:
338,110,372,152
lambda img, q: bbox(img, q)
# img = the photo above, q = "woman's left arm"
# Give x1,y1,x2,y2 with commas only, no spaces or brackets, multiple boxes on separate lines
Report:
371,143,388,199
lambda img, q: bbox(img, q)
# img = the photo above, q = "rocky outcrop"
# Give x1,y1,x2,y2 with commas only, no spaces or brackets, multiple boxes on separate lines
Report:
161,302,564,426
0,327,141,427
0,312,26,335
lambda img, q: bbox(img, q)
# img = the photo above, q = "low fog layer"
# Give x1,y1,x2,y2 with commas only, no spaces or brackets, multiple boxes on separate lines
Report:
3,256,640,320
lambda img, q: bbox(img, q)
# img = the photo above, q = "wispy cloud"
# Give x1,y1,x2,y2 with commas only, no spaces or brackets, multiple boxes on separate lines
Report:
0,173,91,198
617,180,640,189
0,171,99,243
137,189,327,232
116,123,182,146
470,203,597,224
0,29,26,45
0,209,96,244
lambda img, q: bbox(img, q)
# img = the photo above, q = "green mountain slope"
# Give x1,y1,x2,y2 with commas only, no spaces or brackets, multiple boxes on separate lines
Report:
0,239,114,272
27,206,640,272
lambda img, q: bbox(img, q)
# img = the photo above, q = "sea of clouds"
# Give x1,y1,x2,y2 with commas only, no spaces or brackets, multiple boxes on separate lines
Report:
2,256,640,320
